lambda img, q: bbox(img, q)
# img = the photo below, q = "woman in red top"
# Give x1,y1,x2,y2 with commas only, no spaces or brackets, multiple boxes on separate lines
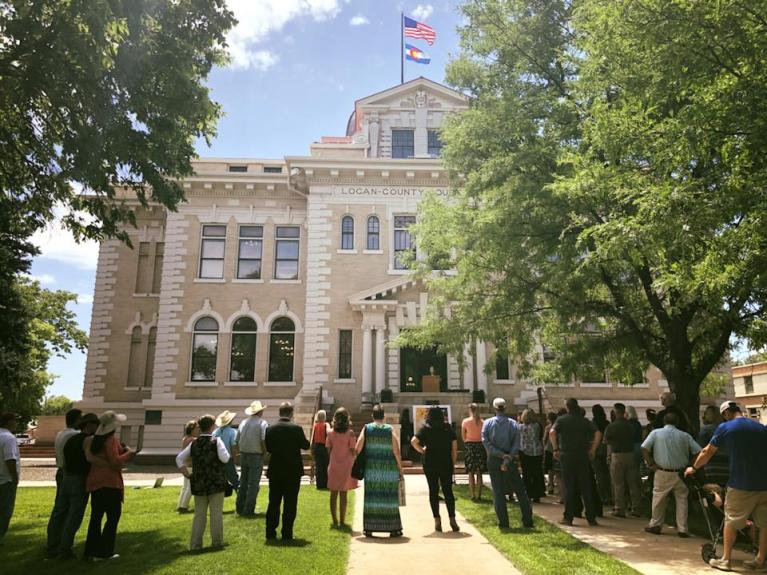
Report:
311,410,331,490
83,411,134,561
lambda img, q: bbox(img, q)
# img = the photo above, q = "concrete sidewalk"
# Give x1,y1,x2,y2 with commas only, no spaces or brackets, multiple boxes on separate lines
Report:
533,496,757,574
346,475,521,575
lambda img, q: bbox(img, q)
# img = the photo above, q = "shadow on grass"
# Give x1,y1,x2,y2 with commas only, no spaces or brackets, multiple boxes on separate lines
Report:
265,538,311,547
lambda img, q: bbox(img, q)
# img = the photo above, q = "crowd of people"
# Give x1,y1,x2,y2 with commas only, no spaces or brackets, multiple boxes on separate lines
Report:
0,390,765,572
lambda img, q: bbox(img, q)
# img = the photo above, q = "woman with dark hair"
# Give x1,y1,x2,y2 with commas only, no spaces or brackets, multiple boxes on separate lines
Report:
591,404,612,506
400,409,414,461
178,419,199,513
326,407,358,527
356,404,403,537
461,403,486,501
83,411,134,561
411,407,459,532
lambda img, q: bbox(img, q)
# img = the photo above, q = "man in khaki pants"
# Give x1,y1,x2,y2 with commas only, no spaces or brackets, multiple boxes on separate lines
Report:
604,403,642,517
641,412,701,537
176,414,231,551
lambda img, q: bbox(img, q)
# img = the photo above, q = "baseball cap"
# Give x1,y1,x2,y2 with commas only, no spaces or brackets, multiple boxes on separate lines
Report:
492,397,506,409
719,400,741,415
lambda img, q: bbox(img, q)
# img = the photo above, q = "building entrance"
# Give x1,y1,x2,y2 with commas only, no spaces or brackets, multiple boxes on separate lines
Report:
400,346,448,392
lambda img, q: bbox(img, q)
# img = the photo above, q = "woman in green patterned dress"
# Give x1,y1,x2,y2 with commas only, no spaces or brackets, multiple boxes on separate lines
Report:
355,404,403,537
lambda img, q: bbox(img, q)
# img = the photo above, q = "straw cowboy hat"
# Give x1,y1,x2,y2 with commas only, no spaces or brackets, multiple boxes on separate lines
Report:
215,410,236,427
95,410,127,436
245,400,266,416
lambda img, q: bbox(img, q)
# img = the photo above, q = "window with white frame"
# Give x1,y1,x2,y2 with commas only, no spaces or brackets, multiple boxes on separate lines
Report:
237,225,263,279
367,215,380,250
745,375,754,394
393,215,416,270
230,317,258,382
268,317,295,381
190,317,218,382
338,330,353,379
341,215,354,250
274,226,300,280
199,225,226,279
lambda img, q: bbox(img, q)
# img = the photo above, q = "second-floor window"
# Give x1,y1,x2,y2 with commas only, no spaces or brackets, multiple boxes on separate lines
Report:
495,339,510,380
341,216,354,250
393,215,416,270
367,215,380,250
745,375,754,394
428,130,443,156
392,129,415,159
199,225,226,279
237,226,263,279
275,226,300,280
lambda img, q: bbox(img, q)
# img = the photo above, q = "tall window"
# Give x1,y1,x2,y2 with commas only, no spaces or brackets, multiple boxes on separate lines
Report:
230,317,258,382
341,216,354,250
393,215,416,269
392,129,415,158
428,130,443,156
338,330,353,379
237,226,263,279
495,339,510,380
268,317,295,382
199,225,226,279
135,242,151,293
745,375,754,394
151,243,164,294
143,327,157,389
367,216,380,250
127,327,143,388
191,317,218,382
275,226,300,280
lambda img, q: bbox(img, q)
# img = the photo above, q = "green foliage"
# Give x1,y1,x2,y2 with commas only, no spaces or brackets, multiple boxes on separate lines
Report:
0,277,87,419
40,394,74,416
406,0,767,428
5,487,354,575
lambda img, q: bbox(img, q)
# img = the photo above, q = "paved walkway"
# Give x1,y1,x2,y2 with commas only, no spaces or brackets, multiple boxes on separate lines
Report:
533,496,757,574
347,475,521,575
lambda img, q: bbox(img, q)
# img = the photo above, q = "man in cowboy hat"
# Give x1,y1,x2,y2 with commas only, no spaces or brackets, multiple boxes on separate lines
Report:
213,410,239,493
235,400,269,517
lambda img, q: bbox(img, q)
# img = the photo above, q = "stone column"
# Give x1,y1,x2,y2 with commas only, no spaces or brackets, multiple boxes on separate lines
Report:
362,326,373,404
375,326,386,397
476,341,489,395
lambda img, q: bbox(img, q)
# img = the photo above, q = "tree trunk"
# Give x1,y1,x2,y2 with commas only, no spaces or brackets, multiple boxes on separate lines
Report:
666,375,702,438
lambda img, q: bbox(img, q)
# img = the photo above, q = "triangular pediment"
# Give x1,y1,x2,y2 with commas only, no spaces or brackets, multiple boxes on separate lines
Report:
349,276,424,305
356,77,468,109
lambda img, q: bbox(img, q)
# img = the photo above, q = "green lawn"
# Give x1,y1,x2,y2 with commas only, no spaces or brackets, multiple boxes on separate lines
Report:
4,486,353,575
454,486,640,575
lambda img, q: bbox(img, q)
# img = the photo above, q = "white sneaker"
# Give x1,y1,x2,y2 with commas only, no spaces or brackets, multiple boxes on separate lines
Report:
709,558,731,571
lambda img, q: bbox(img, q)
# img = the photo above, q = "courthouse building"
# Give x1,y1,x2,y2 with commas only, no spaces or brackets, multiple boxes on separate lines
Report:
79,78,703,456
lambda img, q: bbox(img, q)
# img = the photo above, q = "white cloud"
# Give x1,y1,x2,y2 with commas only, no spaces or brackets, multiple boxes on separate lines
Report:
76,293,94,304
226,0,350,70
32,220,100,271
349,14,369,26
411,4,434,20
29,273,56,285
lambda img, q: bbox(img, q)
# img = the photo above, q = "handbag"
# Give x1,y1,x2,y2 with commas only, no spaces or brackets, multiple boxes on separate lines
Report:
351,427,366,480
398,475,406,507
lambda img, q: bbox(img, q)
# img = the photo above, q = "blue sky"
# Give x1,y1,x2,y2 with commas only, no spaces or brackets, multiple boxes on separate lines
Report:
30,0,465,401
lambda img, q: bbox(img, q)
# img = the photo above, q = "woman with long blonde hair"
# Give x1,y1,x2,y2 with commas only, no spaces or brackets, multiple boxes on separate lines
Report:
461,403,486,501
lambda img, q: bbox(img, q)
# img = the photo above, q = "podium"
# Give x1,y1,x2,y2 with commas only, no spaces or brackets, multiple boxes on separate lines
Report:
421,375,441,393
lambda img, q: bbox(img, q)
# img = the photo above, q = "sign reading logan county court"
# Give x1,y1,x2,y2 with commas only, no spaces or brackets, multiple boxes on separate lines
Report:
335,185,450,198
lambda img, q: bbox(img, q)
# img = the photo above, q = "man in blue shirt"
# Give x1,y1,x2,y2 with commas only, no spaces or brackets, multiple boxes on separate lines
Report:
642,411,701,537
686,401,767,572
482,398,533,529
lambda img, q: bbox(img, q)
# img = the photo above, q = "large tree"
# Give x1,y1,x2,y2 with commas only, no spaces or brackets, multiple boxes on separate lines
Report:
0,0,235,409
407,0,767,430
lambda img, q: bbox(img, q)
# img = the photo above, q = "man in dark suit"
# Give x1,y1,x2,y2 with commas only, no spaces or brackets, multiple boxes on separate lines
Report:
265,402,310,540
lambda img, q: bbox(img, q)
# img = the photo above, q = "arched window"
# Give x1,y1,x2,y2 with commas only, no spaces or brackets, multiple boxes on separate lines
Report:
268,317,295,382
367,215,380,250
230,317,258,382
341,215,354,250
127,326,143,388
191,317,218,382
143,327,157,389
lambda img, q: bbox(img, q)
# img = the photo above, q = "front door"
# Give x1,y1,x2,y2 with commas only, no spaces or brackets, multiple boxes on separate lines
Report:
400,346,448,392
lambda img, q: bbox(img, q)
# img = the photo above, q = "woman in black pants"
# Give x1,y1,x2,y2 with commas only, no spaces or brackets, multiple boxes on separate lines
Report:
410,407,459,532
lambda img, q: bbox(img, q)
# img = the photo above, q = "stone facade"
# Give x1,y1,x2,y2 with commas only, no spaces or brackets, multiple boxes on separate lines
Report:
78,78,731,455
732,361,767,423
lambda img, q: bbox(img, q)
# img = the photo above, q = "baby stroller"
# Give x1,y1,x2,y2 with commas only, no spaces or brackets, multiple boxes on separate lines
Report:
687,477,759,564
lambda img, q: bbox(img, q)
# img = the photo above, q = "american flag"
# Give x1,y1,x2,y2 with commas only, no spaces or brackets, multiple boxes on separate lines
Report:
404,16,436,45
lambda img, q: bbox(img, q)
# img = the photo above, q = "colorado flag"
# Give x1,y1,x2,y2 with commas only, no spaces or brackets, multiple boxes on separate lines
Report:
405,43,431,65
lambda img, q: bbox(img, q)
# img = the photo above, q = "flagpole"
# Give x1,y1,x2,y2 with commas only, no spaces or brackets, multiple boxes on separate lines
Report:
400,11,404,84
